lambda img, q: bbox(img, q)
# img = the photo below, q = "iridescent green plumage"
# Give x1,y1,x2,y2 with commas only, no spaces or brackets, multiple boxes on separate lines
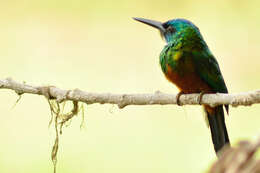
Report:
134,18,230,155
160,19,228,93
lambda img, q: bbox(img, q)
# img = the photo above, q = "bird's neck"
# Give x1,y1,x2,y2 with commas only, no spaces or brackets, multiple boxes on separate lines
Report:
166,32,207,51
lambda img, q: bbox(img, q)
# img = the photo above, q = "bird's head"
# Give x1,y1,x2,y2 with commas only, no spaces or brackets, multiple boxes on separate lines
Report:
133,18,205,48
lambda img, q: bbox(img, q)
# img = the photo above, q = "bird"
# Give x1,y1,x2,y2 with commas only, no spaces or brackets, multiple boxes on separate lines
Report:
133,17,230,155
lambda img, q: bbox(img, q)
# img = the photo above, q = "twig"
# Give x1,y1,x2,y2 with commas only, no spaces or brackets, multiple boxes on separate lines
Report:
1,78,260,108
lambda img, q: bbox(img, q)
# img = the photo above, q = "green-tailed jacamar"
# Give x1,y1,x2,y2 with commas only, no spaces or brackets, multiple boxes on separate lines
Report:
133,17,230,155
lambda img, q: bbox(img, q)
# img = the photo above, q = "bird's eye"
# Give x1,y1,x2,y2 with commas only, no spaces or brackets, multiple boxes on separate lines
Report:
166,26,176,33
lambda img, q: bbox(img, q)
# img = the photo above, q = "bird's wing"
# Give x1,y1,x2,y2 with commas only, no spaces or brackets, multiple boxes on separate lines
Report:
192,50,228,93
192,50,229,113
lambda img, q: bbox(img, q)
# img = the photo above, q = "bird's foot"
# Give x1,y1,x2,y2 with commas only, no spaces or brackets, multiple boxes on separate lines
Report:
198,91,206,105
176,91,184,106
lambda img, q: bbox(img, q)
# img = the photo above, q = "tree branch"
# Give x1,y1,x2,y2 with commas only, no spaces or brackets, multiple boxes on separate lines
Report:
2,77,260,173
0,78,260,108
209,138,260,173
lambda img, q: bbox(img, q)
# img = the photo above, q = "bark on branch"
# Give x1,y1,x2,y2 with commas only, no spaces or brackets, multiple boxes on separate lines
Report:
209,138,260,173
1,78,260,108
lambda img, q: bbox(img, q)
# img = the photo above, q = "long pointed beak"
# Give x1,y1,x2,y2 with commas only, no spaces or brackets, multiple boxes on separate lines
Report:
133,17,166,33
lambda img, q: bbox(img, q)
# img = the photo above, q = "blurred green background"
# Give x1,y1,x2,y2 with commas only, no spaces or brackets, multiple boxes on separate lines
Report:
0,0,260,172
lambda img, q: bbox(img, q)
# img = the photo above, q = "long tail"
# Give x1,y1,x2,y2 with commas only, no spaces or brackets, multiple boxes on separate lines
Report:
205,105,230,155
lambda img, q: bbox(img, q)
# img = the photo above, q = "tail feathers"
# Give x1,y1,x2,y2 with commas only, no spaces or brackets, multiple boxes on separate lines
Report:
206,106,230,155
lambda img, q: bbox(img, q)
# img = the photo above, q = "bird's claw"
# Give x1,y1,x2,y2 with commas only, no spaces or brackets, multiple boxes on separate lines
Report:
198,91,206,105
176,91,184,106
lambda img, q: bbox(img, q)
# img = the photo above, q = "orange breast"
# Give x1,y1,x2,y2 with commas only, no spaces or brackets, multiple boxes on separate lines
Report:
165,64,212,94
165,63,216,114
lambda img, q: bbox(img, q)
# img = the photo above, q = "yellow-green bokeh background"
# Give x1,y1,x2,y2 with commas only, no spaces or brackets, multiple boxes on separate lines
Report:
1,0,260,172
